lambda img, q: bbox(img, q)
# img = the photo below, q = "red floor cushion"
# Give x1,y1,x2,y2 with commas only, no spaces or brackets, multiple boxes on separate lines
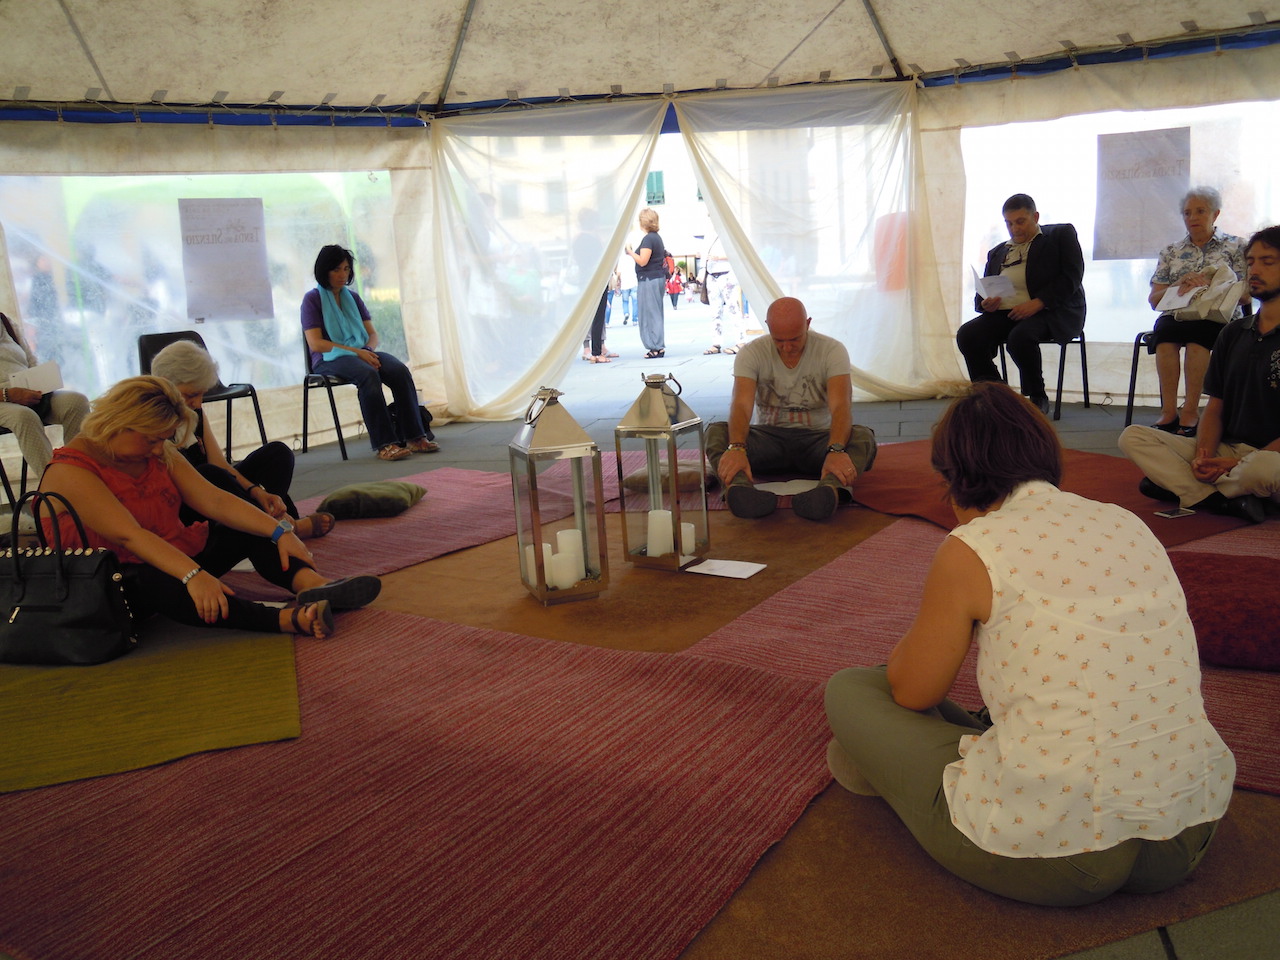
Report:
1170,552,1280,671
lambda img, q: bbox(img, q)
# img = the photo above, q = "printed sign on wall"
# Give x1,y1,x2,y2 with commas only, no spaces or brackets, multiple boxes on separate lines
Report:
178,197,273,320
1094,128,1190,261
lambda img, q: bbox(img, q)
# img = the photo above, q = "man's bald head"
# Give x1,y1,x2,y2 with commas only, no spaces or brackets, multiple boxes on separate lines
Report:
765,297,811,368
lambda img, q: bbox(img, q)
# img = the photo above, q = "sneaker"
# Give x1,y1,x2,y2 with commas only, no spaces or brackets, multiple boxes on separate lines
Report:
792,482,839,522
725,482,777,519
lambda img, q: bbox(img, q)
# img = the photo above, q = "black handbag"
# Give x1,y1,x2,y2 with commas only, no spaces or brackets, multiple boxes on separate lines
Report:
0,491,138,666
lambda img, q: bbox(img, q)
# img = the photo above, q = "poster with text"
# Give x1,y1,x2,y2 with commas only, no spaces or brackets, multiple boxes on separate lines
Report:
179,198,273,320
1094,128,1189,261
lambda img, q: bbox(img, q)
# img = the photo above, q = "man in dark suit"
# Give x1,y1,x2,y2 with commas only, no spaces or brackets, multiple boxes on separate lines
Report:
956,194,1087,414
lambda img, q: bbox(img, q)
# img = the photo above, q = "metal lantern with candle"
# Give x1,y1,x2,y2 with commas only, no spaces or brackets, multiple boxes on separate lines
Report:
613,373,710,571
509,387,608,605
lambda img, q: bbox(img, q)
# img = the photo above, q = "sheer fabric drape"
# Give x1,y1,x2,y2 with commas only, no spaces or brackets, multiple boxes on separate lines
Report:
674,84,962,400
426,101,665,418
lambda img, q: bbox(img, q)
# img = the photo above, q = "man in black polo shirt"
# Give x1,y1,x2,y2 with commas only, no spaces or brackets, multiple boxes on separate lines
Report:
1119,225,1280,523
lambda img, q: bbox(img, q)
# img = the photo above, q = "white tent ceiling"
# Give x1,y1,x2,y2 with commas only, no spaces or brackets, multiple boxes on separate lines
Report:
0,0,1273,117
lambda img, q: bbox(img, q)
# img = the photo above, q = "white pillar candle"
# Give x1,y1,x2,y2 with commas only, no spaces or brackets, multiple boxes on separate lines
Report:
523,543,554,582
548,551,579,589
680,522,696,555
647,509,674,557
556,530,586,581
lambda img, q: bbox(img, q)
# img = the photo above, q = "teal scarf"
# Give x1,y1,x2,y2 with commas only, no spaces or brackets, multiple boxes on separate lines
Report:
316,285,368,361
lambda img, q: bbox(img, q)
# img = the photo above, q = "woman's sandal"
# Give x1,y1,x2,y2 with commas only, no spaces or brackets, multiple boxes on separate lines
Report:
377,444,412,461
296,511,336,540
1176,421,1199,437
703,345,722,354
289,599,334,639
407,437,440,453
588,355,612,363
644,349,665,359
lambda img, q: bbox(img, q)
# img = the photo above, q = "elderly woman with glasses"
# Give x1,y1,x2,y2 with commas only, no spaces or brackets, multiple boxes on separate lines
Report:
1146,186,1249,437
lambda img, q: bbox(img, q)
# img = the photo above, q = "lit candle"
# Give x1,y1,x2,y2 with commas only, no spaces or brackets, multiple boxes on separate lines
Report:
647,509,674,557
680,522,696,555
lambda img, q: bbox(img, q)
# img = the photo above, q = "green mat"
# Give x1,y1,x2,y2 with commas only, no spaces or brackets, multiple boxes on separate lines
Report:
0,619,300,793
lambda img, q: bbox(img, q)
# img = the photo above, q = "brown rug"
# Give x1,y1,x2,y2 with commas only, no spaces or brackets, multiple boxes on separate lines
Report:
849,439,1256,548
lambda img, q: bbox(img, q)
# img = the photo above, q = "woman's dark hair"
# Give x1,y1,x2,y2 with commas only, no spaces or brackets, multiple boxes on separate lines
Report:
930,382,1062,511
313,244,356,287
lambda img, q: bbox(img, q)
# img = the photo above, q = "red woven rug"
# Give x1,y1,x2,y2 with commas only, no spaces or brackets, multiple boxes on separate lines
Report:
0,611,830,960
224,466,531,600
849,439,1256,548
686,518,1280,797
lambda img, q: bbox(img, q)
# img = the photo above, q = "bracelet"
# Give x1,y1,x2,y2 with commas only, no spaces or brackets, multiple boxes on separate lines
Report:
245,483,262,494
726,442,747,451
181,566,202,585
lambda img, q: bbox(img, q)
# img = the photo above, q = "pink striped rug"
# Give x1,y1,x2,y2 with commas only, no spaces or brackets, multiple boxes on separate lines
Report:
0,611,831,960
224,466,528,600
686,518,1280,796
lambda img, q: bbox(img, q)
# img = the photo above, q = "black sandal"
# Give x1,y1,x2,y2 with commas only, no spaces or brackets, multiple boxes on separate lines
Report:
289,599,334,638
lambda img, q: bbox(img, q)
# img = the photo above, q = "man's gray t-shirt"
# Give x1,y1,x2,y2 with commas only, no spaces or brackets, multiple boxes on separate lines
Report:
733,330,850,431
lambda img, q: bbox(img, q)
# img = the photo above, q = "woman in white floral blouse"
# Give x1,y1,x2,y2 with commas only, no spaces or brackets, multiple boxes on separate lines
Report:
825,382,1234,906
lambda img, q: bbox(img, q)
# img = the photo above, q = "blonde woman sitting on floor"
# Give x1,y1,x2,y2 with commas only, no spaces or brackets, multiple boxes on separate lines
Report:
39,377,381,639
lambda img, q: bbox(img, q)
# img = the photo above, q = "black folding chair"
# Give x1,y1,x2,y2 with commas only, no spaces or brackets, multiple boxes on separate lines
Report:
301,333,356,460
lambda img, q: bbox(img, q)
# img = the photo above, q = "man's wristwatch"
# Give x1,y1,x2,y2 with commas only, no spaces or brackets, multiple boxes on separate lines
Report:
826,443,847,454
270,519,294,544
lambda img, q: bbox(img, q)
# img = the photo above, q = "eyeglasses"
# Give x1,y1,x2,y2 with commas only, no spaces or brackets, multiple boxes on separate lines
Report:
1002,249,1024,268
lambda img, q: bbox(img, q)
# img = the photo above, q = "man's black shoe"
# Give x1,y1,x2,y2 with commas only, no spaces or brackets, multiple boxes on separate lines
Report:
1198,491,1267,525
1138,477,1177,501
725,482,778,519
1029,394,1051,415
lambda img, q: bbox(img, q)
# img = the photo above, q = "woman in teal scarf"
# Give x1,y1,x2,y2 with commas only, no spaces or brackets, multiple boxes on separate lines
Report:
301,245,438,462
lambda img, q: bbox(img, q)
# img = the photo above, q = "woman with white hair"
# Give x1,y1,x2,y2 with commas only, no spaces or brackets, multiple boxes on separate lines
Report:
1146,187,1249,437
150,339,334,540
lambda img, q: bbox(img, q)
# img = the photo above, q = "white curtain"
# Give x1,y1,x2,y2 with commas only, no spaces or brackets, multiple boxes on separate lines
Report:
674,83,963,401
427,101,666,419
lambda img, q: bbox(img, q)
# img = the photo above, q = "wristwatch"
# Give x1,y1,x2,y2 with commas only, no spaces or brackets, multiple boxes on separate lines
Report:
270,519,294,544
826,443,847,454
